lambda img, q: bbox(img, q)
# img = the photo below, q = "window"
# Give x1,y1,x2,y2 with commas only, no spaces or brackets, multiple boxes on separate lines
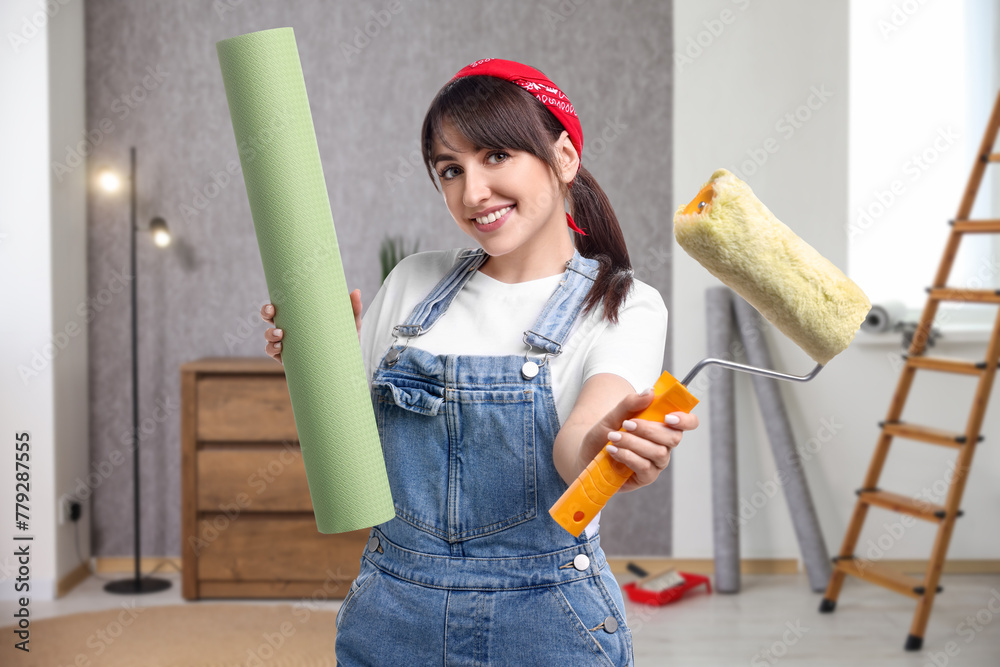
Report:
849,0,1000,331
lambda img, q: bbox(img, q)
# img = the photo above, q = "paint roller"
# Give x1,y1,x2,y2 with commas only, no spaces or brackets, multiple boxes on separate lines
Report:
549,168,871,536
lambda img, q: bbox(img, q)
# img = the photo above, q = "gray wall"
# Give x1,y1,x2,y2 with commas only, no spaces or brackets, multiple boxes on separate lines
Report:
85,0,673,559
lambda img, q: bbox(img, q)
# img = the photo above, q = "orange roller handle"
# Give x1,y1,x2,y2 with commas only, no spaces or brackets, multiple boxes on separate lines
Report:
549,369,700,536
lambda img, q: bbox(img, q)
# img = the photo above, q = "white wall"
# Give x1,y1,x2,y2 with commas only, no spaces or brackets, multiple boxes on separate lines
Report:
49,0,90,599
0,0,88,601
673,0,1000,563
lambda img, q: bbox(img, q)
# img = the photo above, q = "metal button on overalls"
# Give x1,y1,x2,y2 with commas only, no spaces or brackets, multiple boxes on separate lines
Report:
573,553,591,571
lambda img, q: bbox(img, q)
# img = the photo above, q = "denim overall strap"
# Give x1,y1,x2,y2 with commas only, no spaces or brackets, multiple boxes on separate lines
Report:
522,249,601,355
391,248,488,338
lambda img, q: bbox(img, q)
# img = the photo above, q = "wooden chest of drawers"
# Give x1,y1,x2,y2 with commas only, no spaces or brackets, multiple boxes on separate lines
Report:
181,357,369,600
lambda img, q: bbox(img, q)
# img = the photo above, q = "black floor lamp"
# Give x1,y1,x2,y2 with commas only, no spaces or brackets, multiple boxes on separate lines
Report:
97,146,172,594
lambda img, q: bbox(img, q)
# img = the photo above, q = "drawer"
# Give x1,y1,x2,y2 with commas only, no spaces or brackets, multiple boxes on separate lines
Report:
195,515,369,581
197,375,297,441
197,447,313,512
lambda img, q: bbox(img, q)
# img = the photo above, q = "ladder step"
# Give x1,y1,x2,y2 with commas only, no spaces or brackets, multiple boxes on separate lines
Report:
832,557,937,599
902,353,994,375
925,287,1000,304
878,420,982,448
952,219,1000,233
985,153,1000,162
855,488,960,522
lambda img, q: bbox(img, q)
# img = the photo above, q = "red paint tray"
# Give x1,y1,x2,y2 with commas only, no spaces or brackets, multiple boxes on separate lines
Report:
621,563,712,606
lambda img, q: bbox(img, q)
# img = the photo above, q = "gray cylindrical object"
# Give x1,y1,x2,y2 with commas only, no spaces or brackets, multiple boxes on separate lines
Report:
732,296,832,592
861,300,906,333
707,287,741,593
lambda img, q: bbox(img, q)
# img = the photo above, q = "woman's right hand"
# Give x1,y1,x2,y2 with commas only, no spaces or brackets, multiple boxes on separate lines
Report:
350,288,363,340
261,303,283,365
261,288,363,365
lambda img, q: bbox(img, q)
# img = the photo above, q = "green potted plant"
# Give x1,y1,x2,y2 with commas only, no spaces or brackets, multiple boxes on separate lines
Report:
379,235,420,284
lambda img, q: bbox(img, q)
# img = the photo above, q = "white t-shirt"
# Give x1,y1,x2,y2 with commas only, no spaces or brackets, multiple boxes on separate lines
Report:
359,248,669,539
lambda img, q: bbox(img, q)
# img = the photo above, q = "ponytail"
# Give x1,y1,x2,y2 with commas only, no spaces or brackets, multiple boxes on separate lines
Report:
566,166,634,325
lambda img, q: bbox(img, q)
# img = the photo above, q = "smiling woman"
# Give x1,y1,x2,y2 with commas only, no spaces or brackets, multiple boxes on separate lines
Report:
321,58,678,667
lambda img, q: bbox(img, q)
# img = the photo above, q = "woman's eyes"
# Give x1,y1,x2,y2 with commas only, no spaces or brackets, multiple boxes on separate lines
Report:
438,151,509,181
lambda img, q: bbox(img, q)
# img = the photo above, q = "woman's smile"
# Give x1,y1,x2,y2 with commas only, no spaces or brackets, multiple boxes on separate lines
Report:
471,204,515,232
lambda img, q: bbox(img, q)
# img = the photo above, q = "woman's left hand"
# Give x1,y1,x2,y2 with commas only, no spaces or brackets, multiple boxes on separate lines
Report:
577,389,700,494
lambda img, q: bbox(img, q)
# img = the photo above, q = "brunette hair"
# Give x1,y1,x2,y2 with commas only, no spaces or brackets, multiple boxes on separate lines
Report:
420,75,634,325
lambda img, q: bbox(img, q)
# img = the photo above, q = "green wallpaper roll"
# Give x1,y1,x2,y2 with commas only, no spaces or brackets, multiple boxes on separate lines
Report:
216,27,394,534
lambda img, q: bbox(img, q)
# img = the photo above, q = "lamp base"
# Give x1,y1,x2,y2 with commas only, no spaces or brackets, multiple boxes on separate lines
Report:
104,577,172,595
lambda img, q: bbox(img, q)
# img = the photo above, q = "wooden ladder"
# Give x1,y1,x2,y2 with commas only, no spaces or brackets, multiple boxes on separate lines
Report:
820,88,1000,652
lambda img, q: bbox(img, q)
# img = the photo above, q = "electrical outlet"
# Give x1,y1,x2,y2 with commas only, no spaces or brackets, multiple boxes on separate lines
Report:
58,495,74,525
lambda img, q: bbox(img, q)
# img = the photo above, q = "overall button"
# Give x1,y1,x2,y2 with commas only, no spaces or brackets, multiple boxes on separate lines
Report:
367,536,380,553
521,361,539,380
603,616,618,634
573,554,590,571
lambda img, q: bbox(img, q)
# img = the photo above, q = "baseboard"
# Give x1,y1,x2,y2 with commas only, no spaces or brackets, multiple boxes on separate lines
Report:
93,556,183,575
57,561,91,598
55,557,182,599
605,557,1000,576
606,557,800,575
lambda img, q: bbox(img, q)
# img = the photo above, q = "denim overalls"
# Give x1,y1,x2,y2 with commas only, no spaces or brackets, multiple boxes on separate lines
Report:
335,247,634,666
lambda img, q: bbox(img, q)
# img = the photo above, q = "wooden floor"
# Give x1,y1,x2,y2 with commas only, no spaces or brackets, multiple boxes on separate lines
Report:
625,572,1000,666
12,570,1000,665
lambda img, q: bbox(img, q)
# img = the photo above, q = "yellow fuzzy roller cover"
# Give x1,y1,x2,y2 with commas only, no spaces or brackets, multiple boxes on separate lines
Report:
674,168,871,366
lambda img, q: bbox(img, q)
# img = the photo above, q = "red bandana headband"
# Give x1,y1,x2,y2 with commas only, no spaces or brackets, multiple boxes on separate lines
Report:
450,58,587,236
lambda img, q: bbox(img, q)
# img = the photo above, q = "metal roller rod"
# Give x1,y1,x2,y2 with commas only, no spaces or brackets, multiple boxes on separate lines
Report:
681,359,824,387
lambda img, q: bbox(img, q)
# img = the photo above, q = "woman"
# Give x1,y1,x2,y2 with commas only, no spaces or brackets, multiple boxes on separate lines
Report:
261,58,698,666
